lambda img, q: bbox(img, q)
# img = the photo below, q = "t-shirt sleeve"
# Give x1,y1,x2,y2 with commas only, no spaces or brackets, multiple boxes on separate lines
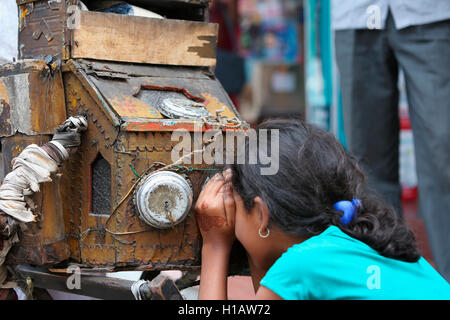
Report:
259,248,309,300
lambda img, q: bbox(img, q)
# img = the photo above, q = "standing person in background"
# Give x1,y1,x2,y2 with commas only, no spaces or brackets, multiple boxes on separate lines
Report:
332,0,450,281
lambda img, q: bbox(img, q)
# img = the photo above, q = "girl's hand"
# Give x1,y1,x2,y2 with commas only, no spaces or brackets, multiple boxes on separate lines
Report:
195,169,236,251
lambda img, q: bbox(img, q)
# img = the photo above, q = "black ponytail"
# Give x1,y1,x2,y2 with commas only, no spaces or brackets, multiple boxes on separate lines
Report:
230,118,420,262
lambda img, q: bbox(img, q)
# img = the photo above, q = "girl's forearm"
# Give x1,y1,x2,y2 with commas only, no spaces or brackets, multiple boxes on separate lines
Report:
198,244,231,300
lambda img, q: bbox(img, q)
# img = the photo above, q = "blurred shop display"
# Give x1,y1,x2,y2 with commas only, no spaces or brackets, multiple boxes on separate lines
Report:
239,0,301,62
240,62,304,123
304,0,333,132
235,0,305,124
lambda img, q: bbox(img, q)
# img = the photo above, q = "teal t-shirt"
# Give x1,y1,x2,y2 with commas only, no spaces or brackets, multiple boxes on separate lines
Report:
260,226,450,300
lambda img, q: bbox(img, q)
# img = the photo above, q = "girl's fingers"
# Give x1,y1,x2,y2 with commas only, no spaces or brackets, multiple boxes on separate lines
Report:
196,174,227,214
213,171,225,181
222,183,235,226
206,173,226,195
203,173,222,191
198,174,221,201
222,168,232,183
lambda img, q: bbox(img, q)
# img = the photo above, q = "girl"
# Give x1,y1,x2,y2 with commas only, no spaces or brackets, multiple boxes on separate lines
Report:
194,119,450,300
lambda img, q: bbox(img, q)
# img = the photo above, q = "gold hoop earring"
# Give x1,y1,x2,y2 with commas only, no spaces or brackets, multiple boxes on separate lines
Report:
258,227,270,238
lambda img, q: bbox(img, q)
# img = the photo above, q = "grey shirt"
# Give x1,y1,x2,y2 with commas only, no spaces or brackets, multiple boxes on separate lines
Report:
332,0,450,30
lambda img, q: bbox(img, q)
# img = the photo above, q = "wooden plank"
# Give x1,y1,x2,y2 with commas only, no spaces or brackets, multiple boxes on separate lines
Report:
71,11,218,67
14,265,137,300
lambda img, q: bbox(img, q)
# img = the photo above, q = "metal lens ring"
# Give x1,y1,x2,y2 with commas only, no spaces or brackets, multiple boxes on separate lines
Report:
134,171,193,229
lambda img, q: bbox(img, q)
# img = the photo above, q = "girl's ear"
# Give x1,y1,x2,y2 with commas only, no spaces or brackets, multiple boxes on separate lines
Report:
253,196,270,230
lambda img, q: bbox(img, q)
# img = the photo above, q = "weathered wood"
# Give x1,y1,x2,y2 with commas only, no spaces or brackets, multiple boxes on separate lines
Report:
18,0,67,60
14,265,184,300
0,60,67,136
14,264,136,300
71,11,218,67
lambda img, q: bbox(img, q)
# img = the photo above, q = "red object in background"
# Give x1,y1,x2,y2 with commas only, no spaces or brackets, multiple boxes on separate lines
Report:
210,0,240,52
229,94,239,109
402,184,418,202
400,113,411,130
400,113,418,202
209,0,241,110
0,289,18,300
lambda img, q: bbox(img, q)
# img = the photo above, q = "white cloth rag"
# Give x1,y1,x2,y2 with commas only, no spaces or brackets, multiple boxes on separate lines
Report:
0,144,59,222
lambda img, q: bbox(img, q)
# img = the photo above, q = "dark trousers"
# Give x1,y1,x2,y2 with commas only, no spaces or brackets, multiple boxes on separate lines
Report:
335,14,450,281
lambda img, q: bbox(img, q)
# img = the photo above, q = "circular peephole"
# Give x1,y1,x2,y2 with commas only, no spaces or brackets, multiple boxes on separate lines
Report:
134,171,193,229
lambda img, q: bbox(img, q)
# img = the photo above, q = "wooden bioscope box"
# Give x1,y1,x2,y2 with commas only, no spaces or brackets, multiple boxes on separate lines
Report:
0,0,247,277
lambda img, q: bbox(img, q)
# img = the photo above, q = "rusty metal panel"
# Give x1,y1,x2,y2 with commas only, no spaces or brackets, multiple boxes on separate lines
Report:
75,59,213,79
64,60,121,127
109,132,204,269
18,0,67,59
0,69,34,136
61,70,120,264
72,60,240,131
0,60,67,136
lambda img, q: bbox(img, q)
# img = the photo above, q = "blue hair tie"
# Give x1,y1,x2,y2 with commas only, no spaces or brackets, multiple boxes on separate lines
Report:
334,199,362,225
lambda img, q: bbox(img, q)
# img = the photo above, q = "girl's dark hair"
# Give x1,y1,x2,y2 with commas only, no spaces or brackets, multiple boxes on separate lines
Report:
230,118,420,262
